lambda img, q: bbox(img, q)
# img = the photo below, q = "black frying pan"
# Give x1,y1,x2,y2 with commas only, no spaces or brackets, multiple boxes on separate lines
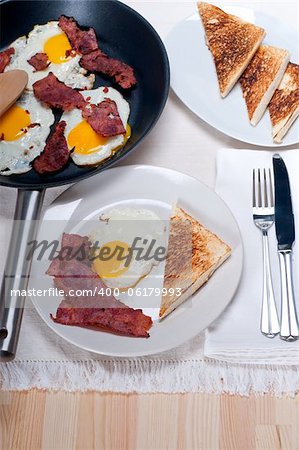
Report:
0,0,170,360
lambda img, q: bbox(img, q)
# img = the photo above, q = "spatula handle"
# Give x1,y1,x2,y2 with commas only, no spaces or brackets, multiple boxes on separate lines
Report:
0,189,45,361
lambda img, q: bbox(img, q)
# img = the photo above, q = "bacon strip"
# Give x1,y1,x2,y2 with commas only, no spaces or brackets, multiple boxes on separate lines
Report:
33,121,69,174
58,15,136,89
28,52,50,71
59,15,98,55
47,234,152,338
33,73,85,111
47,233,91,274
80,49,137,89
52,300,152,338
82,99,126,137
0,47,14,73
52,270,152,337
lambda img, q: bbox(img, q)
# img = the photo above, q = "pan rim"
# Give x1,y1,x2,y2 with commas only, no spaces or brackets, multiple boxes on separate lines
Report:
0,0,170,189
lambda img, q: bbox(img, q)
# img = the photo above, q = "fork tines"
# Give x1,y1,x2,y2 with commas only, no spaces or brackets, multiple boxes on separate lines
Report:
252,168,274,209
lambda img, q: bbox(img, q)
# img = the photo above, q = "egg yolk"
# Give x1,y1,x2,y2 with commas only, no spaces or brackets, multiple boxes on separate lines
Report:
44,33,72,64
0,105,31,141
93,241,130,278
68,121,131,155
113,124,131,153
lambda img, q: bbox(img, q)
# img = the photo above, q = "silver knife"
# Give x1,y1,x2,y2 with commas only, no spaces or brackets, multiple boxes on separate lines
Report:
273,154,299,341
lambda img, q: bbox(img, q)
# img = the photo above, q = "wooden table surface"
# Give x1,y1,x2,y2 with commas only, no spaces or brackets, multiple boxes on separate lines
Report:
1,391,299,450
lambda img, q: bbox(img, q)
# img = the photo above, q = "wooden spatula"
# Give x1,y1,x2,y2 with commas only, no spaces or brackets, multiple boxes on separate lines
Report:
0,70,28,117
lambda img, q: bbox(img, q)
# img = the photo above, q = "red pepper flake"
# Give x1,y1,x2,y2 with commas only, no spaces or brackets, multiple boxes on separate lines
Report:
27,122,41,129
29,145,34,149
0,133,5,141
86,96,91,101
103,86,109,94
25,110,30,115
65,49,76,58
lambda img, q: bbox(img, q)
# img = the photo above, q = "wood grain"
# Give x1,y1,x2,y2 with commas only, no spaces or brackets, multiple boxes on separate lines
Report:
0,70,28,117
0,391,298,450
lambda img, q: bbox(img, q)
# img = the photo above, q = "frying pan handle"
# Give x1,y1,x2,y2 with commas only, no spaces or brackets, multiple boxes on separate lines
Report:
0,189,45,361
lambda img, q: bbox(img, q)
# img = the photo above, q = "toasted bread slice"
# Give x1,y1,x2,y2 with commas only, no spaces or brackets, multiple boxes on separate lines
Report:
198,2,266,97
159,206,231,319
269,62,299,143
240,46,290,126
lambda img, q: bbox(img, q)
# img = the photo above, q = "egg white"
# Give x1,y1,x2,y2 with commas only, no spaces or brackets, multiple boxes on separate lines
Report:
6,22,95,90
0,92,54,175
62,87,130,167
89,208,166,289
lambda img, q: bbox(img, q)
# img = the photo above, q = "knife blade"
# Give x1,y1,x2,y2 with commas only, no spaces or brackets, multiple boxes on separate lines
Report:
273,153,299,341
273,154,295,250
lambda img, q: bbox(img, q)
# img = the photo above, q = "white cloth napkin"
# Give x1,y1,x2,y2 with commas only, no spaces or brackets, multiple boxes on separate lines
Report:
205,149,299,365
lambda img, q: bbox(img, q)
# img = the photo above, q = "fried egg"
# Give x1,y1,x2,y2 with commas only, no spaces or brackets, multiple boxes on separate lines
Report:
62,87,131,167
0,92,54,175
6,22,95,90
89,208,166,290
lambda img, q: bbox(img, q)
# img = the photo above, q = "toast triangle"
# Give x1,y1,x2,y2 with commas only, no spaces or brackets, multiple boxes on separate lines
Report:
269,62,299,143
159,206,231,319
240,45,290,126
198,2,266,97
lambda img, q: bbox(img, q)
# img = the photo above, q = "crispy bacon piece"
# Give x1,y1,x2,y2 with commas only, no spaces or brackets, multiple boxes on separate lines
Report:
59,15,98,55
47,233,91,275
80,49,137,89
33,121,69,174
82,99,126,137
47,234,152,337
28,52,50,71
58,15,136,88
52,299,152,338
33,72,85,111
52,267,152,337
0,47,14,73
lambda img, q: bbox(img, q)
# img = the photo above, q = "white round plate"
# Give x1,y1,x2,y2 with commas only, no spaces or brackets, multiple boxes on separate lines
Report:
165,5,299,147
29,165,243,356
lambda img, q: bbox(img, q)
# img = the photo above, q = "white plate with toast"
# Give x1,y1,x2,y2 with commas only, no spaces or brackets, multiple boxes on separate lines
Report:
29,165,243,356
165,4,299,147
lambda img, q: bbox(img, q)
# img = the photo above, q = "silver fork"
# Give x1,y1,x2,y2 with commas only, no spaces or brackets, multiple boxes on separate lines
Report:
253,169,280,338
